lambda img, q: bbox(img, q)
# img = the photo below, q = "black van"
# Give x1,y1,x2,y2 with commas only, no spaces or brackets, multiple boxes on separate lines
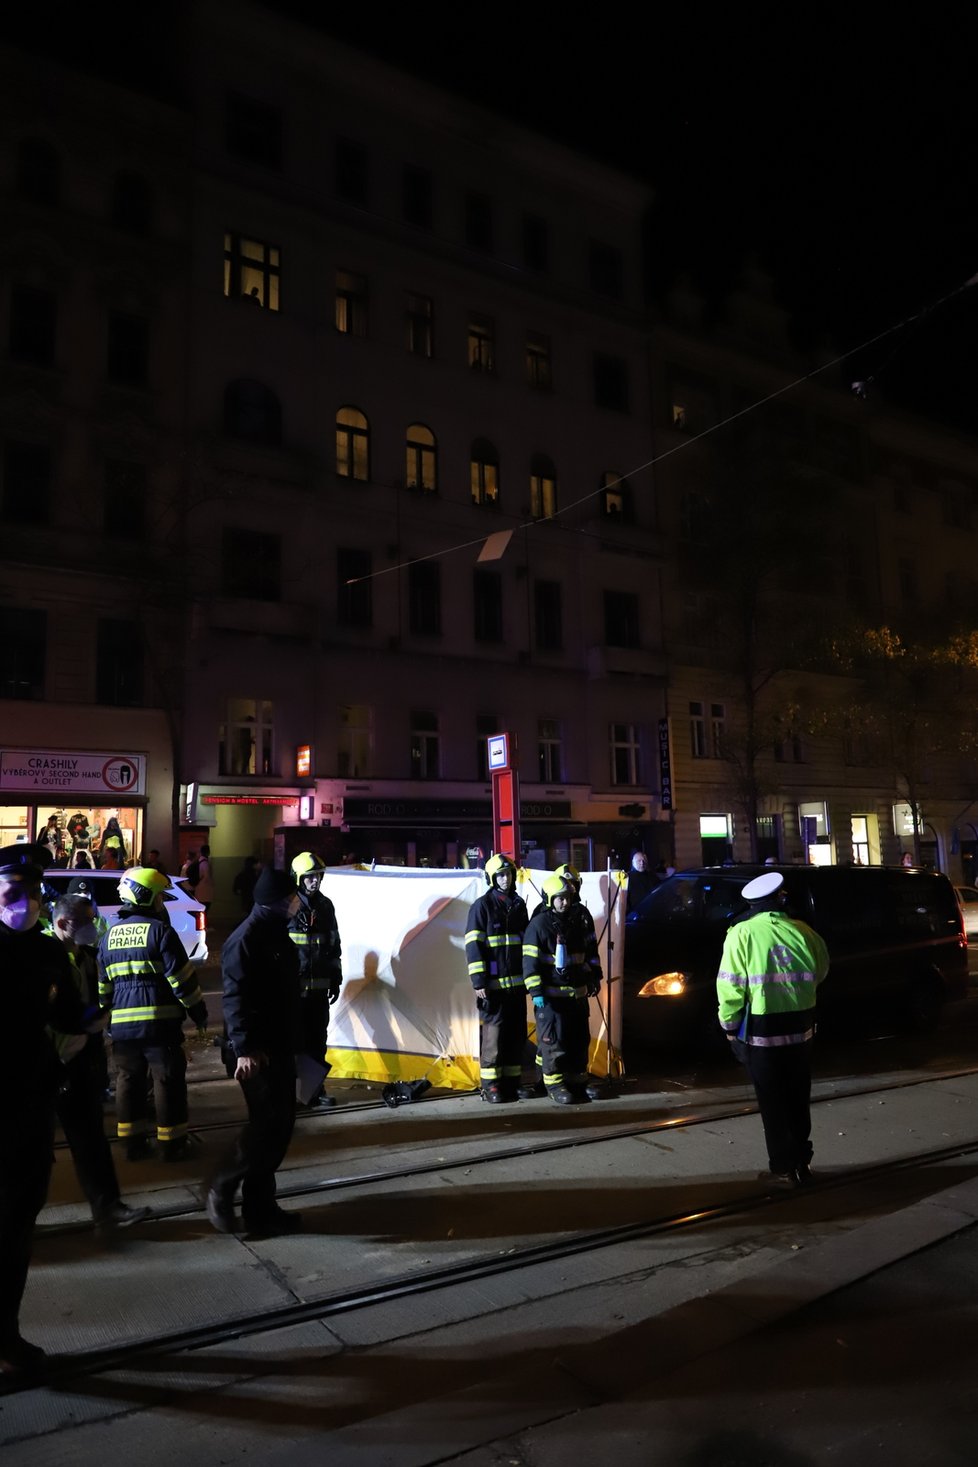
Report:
622,864,968,1056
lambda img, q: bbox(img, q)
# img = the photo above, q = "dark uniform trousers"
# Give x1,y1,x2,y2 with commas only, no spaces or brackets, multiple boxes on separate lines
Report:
54,1042,120,1220
209,1056,296,1219
113,1041,188,1144
477,988,527,1082
732,1038,814,1174
0,1113,55,1344
536,995,590,1089
299,990,331,1073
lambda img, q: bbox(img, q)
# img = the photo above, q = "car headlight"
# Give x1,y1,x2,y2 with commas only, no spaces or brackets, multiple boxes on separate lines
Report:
637,972,687,998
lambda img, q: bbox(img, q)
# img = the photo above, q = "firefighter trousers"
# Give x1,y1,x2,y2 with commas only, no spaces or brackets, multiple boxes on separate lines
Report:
113,1040,188,1145
477,988,527,1083
534,996,590,1089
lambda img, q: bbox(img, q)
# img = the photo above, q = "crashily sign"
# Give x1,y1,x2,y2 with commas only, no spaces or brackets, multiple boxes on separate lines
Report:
0,749,146,795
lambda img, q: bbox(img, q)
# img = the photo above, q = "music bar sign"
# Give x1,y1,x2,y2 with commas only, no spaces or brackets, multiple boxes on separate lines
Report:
0,749,146,795
657,719,674,812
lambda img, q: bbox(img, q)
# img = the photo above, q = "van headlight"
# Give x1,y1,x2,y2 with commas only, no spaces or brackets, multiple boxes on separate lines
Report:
637,972,687,998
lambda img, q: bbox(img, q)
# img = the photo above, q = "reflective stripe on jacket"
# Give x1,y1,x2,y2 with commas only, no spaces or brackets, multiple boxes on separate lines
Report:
97,910,204,1043
288,891,343,996
465,888,529,989
716,910,830,1047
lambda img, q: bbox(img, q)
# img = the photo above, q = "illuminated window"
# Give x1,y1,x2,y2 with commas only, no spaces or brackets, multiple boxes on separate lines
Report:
224,380,282,445
405,293,433,357
410,710,440,779
338,704,372,778
471,439,499,507
224,233,280,310
538,720,563,782
529,455,557,519
468,313,495,372
335,269,368,336
219,698,274,776
336,407,370,481
406,423,437,493
525,332,552,390
610,723,641,786
600,471,632,521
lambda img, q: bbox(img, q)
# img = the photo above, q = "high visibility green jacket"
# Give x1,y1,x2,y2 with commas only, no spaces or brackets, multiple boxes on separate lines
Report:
465,888,528,990
97,908,207,1043
716,909,830,1047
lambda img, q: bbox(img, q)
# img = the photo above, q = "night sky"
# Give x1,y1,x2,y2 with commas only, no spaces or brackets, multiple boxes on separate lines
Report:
6,3,978,431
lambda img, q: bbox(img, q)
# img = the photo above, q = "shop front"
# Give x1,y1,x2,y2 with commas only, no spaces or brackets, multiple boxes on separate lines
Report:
0,747,149,868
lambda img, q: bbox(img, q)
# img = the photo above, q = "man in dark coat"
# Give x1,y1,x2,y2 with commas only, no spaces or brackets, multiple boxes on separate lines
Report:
0,845,85,1382
206,866,303,1236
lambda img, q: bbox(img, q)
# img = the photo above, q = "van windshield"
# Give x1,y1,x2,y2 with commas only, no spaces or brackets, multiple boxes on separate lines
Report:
632,874,749,924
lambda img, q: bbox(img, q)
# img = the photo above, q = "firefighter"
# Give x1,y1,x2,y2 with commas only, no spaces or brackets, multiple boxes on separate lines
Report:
521,864,603,1098
288,852,343,1109
465,854,530,1102
97,867,208,1162
522,873,602,1104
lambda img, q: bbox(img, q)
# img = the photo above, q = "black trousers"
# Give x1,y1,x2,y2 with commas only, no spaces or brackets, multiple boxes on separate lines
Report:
0,1108,55,1346
535,996,590,1088
298,991,331,1098
733,1038,813,1173
209,1057,296,1220
55,1045,120,1220
477,989,527,1083
113,1040,188,1144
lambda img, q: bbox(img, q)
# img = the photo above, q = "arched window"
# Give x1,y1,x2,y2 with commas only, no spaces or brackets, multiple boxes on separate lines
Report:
223,380,282,446
600,471,633,522
18,137,61,207
529,453,557,519
336,406,370,481
110,172,153,235
406,423,437,494
471,437,499,508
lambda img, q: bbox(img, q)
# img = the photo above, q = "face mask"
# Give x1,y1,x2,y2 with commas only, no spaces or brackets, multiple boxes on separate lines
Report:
71,921,99,946
0,897,41,932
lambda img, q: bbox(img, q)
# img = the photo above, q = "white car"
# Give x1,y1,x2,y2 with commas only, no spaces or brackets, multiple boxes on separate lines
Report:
43,868,209,965
955,885,978,940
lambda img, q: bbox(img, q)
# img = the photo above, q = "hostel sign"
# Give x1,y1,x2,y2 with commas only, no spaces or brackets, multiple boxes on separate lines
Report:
0,749,146,795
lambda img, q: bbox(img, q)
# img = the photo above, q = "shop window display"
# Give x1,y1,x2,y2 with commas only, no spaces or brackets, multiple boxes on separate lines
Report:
34,805,141,868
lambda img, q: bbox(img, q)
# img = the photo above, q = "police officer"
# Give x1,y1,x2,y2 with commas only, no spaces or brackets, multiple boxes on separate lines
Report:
465,854,529,1102
522,874,602,1104
716,870,830,1186
288,852,343,1109
97,867,208,1162
0,844,85,1381
207,865,303,1236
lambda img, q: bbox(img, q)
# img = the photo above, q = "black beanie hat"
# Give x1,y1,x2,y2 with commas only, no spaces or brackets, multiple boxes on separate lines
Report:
253,867,295,904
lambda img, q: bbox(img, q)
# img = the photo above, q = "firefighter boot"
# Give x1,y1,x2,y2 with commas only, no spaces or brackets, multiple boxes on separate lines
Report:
517,1078,546,1100
549,1084,589,1105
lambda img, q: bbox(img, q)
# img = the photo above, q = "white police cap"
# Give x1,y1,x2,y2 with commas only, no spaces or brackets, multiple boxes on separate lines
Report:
741,871,784,901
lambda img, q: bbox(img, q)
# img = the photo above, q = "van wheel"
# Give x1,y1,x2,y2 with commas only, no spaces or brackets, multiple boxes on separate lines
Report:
907,973,943,1033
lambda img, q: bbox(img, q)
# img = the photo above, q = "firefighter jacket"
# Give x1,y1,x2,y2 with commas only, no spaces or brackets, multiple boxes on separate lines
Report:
523,906,602,1000
223,905,302,1059
716,909,830,1047
288,890,343,998
97,908,207,1044
1,923,85,1106
465,888,529,991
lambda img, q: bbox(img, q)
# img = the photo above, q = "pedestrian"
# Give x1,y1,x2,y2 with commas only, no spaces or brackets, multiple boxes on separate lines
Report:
180,848,198,882
521,873,602,1104
50,896,150,1234
193,844,215,911
144,849,168,876
716,870,830,1186
627,851,655,909
464,854,529,1103
288,852,344,1109
206,866,303,1236
232,855,260,913
0,844,86,1382
96,866,209,1162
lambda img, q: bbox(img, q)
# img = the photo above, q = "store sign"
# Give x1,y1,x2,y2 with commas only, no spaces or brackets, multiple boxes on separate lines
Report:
658,719,674,811
296,744,312,778
0,749,146,795
201,795,300,807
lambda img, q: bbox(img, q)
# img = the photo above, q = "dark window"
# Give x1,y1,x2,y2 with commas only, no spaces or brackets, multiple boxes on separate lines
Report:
335,269,368,336
410,709,439,779
106,312,149,386
525,332,552,390
522,213,549,272
96,618,143,706
103,459,147,539
473,570,503,643
468,313,494,372
0,608,46,699
2,441,51,524
534,580,562,651
465,191,493,252
409,562,441,636
224,379,283,445
110,172,152,234
335,137,368,204
17,138,60,207
403,165,433,229
9,284,56,367
604,590,640,648
224,233,281,310
337,547,372,628
589,239,623,298
405,293,433,357
593,353,629,412
226,92,283,169
221,527,282,601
